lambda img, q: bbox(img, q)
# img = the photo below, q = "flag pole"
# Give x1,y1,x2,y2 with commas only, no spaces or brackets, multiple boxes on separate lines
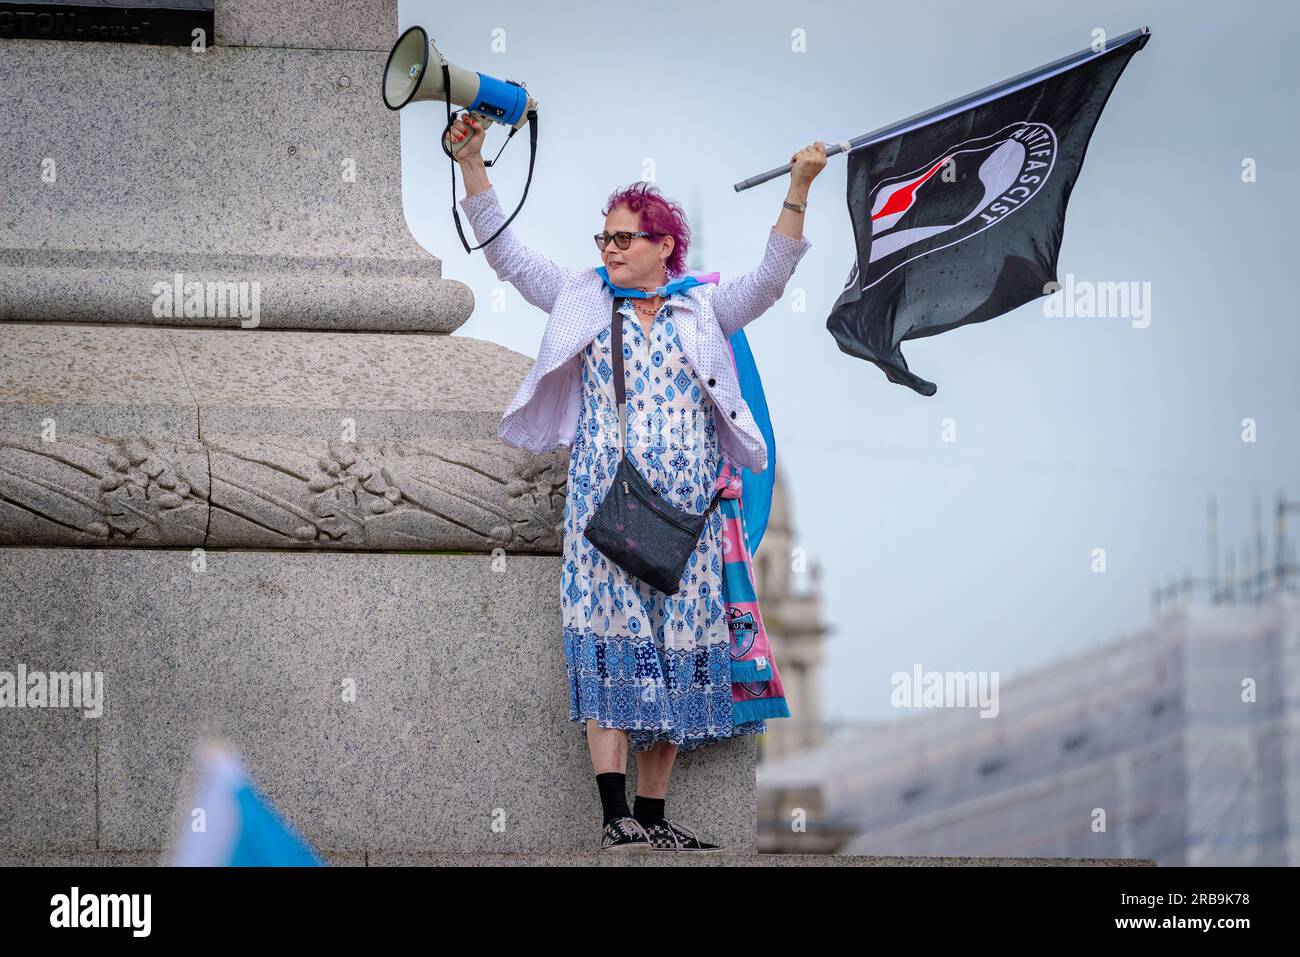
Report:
733,25,1151,192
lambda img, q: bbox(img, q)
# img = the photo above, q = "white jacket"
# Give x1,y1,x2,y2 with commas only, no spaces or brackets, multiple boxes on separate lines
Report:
458,185,812,473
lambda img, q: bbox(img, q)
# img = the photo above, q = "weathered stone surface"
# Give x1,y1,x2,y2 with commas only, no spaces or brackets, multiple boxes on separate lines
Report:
168,327,520,438
0,324,201,440
0,323,563,550
0,0,462,332
0,323,530,438
0,250,473,332
204,434,565,550
0,41,416,259
216,0,395,52
0,431,565,551
364,852,1157,867
0,433,209,546
0,548,761,857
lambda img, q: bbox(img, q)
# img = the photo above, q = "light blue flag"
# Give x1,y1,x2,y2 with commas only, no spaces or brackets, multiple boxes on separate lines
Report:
170,740,325,867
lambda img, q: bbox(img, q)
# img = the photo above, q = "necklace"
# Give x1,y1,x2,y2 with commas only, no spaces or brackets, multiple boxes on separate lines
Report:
631,297,662,318
632,275,667,319
628,289,662,358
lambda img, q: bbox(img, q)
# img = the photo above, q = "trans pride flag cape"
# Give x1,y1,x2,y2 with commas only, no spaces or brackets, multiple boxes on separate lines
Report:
714,329,790,726
715,459,789,725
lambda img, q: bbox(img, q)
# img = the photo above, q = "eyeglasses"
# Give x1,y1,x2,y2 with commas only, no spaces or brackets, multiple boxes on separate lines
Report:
594,230,662,251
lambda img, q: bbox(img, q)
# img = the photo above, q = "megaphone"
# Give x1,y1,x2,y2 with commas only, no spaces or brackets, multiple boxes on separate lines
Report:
382,25,538,159
382,25,539,253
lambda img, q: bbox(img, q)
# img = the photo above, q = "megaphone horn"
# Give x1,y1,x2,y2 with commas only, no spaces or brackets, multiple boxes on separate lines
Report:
382,25,537,158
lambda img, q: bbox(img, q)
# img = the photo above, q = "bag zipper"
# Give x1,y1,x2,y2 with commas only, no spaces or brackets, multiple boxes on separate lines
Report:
621,471,699,533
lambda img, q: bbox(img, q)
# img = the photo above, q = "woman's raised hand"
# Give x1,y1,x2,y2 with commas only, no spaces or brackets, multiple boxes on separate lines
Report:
790,141,828,189
449,112,486,164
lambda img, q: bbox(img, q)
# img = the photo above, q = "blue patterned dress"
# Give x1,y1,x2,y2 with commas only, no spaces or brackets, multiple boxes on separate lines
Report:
561,297,766,753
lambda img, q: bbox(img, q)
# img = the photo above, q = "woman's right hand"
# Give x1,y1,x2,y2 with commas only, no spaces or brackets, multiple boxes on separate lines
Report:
449,113,486,165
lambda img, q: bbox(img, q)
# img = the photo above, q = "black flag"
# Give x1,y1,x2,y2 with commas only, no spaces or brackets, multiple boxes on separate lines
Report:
826,31,1151,395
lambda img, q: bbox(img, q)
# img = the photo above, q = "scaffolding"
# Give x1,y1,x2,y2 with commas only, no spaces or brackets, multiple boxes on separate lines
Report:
1151,494,1300,617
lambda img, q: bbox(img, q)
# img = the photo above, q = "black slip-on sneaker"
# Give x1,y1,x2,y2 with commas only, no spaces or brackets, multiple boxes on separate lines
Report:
644,819,723,852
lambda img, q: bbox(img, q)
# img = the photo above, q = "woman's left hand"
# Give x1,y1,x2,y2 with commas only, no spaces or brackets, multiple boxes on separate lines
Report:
790,141,828,189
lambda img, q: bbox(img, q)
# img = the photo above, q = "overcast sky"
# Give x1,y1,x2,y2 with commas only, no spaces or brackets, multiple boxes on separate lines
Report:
398,0,1300,723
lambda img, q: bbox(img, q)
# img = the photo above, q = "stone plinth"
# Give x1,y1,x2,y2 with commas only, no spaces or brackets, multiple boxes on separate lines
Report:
0,1,464,331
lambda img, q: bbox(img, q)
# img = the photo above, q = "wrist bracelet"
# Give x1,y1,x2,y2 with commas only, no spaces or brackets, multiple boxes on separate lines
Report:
783,199,807,213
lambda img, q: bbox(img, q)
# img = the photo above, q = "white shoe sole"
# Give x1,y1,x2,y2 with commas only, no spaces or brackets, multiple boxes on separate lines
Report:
649,846,725,853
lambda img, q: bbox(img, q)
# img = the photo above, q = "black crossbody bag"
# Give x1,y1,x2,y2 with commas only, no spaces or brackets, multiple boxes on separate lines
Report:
582,295,725,594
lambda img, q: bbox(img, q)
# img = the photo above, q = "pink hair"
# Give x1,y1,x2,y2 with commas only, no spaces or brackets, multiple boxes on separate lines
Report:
602,182,691,278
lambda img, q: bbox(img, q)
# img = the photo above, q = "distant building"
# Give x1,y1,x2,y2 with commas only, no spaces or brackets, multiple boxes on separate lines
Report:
758,590,1300,863
752,469,831,762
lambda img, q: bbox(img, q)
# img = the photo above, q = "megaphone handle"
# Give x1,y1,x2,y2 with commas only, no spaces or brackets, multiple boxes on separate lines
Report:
444,111,495,157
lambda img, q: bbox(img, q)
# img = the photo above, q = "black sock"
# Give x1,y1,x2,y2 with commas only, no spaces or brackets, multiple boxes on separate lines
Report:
596,772,630,825
633,794,665,828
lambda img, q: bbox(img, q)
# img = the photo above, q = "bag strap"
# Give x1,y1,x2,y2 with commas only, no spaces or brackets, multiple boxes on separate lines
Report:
611,295,626,456
702,485,724,517
610,294,726,518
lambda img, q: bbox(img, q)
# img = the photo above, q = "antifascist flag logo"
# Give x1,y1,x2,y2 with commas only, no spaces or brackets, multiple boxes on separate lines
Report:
862,123,1057,290
827,32,1150,395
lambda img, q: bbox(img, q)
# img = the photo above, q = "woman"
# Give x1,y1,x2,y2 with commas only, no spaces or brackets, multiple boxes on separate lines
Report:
450,112,825,853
